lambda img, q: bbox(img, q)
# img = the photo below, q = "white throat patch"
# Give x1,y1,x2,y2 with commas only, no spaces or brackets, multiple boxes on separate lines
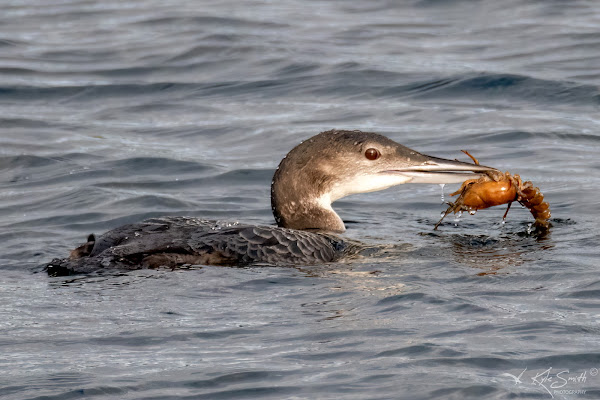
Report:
328,173,412,202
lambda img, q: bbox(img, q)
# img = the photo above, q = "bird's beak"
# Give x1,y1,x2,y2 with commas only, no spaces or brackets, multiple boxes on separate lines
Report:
387,154,498,184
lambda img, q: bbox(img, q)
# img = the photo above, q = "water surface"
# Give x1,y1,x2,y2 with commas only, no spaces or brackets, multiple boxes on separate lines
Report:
1,1,600,399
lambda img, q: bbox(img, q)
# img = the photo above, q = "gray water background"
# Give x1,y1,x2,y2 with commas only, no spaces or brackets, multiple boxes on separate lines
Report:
1,1,600,399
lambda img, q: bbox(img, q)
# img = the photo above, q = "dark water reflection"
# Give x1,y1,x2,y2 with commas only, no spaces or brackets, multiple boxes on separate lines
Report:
1,0,600,399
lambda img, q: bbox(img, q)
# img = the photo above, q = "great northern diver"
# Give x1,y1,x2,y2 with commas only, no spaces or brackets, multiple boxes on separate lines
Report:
46,130,495,275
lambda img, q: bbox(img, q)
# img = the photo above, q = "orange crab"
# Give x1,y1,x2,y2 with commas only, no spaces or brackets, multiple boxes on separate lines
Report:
434,151,551,230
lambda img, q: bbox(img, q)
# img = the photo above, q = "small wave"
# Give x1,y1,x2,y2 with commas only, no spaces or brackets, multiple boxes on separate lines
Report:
383,72,600,107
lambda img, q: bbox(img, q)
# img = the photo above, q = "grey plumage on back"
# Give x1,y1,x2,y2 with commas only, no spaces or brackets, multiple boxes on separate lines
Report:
46,217,347,275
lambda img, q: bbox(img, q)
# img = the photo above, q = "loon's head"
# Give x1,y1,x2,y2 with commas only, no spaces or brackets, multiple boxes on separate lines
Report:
271,129,496,233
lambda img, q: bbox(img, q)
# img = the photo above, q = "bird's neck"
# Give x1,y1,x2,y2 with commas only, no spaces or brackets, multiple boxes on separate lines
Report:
271,162,345,233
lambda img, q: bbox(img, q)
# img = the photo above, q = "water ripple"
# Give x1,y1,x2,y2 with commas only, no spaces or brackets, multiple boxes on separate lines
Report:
1,0,600,399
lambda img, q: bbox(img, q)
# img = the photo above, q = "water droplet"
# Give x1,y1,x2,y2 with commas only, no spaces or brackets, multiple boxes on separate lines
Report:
211,220,240,231
468,210,476,215
453,211,462,225
526,222,533,234
439,183,446,203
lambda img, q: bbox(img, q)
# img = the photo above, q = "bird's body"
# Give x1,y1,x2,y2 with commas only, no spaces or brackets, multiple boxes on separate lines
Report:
47,217,349,275
47,130,495,275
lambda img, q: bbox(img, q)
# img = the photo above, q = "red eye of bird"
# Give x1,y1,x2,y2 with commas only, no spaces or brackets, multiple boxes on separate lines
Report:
365,148,380,160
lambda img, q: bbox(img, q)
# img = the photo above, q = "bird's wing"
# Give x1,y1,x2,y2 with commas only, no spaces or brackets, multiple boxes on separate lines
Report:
47,217,343,275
